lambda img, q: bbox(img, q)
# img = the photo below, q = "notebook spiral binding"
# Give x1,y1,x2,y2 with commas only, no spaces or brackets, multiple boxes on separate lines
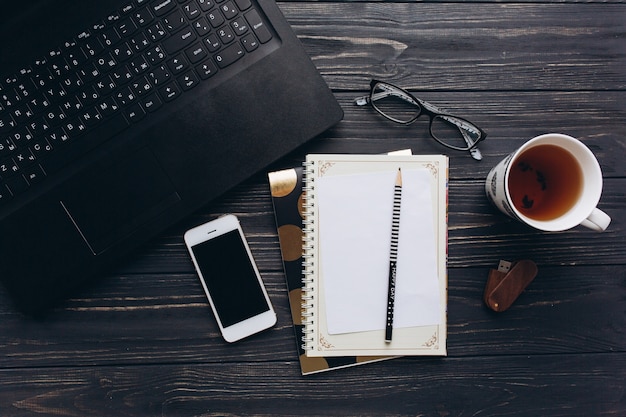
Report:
301,160,317,351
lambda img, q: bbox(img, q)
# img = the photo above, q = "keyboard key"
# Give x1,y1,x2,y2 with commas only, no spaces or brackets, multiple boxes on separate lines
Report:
46,128,69,147
219,1,239,19
134,8,154,26
186,43,208,63
131,76,154,96
3,138,17,153
112,42,135,61
194,17,211,36
17,149,37,168
27,118,51,136
44,107,67,126
101,27,122,47
130,55,150,74
115,86,138,106
63,119,87,138
0,113,16,133
148,65,171,86
142,93,163,112
30,139,54,158
97,96,120,117
0,157,19,177
106,12,121,25
214,42,244,68
163,9,186,32
145,45,167,64
204,34,221,52
245,9,272,43
168,55,189,75
163,27,197,54
146,22,168,42
207,9,224,28
80,107,102,127
116,17,138,36
78,86,100,105
10,126,33,144
130,32,151,51
240,33,259,52
217,26,235,44
196,59,218,79
124,103,146,122
183,2,202,20
95,52,118,72
27,94,51,114
178,71,199,91
152,0,177,17
159,82,181,102
82,39,106,58
79,63,102,83
230,16,249,35
23,164,46,185
95,75,117,95
111,65,134,85
121,3,135,14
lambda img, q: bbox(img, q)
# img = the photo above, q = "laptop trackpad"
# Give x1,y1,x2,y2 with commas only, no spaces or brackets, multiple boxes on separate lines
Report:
60,147,181,255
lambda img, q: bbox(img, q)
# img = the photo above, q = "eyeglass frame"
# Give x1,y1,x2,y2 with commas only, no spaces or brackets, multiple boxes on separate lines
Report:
354,80,487,157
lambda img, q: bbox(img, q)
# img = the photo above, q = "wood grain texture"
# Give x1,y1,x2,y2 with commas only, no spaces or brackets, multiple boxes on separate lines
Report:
279,2,626,90
1,355,624,416
1,1,625,416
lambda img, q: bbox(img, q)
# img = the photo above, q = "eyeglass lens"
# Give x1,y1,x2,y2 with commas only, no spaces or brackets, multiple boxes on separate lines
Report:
371,83,420,124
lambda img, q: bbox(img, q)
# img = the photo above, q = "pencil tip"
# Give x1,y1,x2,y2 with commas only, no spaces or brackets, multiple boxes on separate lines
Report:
395,168,402,186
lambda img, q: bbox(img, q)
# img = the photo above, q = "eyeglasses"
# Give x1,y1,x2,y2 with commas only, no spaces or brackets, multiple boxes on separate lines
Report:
354,80,487,160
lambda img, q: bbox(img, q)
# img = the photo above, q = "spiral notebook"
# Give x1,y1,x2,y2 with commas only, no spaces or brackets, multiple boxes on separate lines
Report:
302,154,448,357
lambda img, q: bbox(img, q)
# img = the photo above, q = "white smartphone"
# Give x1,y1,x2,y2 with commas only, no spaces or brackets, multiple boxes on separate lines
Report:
184,214,276,343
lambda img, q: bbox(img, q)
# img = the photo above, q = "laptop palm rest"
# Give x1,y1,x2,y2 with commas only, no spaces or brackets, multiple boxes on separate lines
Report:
60,147,180,255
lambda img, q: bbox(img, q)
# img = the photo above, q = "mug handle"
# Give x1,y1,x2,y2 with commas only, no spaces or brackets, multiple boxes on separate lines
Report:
579,208,611,231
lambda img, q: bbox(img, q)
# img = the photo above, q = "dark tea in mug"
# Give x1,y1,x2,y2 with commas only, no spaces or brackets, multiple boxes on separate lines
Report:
507,144,583,221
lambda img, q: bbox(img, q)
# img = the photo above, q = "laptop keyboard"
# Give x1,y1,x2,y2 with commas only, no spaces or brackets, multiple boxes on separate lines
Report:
0,0,274,206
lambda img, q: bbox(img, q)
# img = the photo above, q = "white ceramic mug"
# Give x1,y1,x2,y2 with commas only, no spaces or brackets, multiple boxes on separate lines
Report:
485,133,610,232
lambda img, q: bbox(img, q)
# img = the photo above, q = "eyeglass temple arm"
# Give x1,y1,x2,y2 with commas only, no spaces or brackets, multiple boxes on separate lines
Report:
354,88,419,106
459,128,483,160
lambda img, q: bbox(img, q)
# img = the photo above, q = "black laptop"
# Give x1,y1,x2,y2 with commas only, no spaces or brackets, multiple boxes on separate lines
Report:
0,0,343,314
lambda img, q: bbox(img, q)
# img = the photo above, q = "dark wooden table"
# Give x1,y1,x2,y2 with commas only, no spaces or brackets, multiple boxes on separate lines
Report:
2,1,625,416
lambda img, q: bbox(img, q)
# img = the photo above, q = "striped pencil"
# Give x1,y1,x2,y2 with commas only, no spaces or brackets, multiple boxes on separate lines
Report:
385,168,403,342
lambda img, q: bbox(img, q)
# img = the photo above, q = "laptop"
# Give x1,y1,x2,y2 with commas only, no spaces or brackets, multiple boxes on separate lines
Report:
0,0,343,314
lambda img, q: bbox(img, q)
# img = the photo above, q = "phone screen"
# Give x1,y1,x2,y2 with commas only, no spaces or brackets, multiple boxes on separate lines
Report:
190,229,270,327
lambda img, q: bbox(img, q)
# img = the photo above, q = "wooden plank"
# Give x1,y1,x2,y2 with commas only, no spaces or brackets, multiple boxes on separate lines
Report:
278,3,626,91
1,260,623,369
1,353,624,416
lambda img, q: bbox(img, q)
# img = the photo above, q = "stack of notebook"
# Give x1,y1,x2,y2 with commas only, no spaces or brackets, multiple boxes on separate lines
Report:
269,152,448,374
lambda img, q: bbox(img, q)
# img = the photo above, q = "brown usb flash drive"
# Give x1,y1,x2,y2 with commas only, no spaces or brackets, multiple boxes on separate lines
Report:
484,260,538,312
